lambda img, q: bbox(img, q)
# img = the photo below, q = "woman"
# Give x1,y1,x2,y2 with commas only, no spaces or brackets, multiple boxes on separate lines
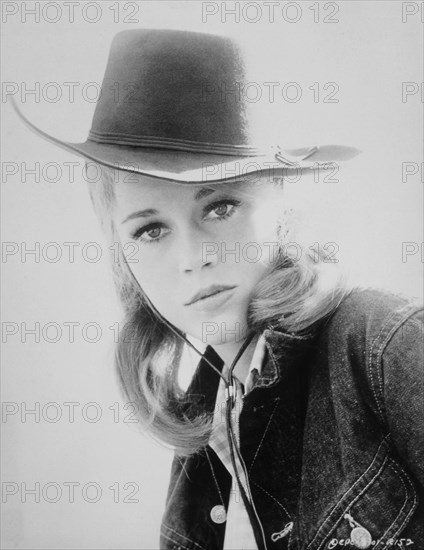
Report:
12,29,423,550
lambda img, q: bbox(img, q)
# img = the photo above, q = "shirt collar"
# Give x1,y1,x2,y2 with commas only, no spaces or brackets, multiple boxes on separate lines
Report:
183,326,315,417
249,332,267,376
220,332,267,383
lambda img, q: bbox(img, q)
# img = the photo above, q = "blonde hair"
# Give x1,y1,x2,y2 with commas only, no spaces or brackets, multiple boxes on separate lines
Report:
87,164,349,456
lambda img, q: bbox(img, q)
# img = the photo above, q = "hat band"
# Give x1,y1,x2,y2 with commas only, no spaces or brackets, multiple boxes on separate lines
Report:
88,130,266,156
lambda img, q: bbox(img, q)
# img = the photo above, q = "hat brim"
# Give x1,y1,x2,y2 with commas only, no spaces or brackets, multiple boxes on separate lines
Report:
11,98,361,184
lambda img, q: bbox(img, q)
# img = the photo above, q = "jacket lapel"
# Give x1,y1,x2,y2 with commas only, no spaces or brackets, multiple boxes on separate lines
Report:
239,329,315,523
182,344,225,419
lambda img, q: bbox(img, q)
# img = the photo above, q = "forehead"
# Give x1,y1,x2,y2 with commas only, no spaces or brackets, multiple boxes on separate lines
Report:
112,172,274,206
114,173,207,203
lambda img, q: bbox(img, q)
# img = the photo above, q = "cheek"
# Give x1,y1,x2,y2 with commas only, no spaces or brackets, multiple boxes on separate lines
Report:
118,237,174,305
128,258,184,325
129,256,170,301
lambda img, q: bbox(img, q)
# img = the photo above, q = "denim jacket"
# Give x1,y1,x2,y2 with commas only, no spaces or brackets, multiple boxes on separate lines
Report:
160,288,424,550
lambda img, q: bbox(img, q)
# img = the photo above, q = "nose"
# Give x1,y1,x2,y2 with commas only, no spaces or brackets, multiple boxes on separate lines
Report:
176,226,219,273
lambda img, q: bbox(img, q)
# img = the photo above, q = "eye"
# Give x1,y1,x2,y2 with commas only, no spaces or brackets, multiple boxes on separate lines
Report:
214,204,231,216
204,199,241,221
131,222,170,243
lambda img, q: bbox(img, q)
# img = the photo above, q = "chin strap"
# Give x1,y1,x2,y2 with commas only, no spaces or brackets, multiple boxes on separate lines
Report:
123,263,268,548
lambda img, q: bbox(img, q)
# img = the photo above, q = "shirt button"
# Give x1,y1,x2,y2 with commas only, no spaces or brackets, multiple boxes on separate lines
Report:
210,504,226,524
351,526,372,549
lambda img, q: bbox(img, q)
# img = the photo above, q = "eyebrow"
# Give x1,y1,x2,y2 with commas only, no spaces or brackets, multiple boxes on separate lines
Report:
121,187,217,224
193,187,216,201
121,208,158,224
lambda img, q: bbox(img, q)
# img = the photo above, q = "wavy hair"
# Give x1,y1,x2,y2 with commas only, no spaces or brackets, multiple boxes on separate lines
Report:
86,164,349,456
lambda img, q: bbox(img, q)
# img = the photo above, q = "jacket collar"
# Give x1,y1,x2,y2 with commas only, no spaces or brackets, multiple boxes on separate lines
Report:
183,327,315,414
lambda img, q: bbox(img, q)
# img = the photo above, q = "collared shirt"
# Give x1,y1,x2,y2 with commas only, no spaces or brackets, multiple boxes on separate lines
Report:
208,334,267,550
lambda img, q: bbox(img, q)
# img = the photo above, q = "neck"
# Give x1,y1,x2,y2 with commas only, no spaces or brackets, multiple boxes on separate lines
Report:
213,333,259,384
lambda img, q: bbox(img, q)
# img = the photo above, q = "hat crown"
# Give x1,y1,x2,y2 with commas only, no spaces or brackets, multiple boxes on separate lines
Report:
89,29,256,154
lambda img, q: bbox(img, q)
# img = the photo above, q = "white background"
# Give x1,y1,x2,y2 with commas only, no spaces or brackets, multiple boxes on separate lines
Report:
2,1,423,548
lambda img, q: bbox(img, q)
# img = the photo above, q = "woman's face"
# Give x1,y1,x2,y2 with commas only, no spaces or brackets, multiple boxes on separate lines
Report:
113,172,283,346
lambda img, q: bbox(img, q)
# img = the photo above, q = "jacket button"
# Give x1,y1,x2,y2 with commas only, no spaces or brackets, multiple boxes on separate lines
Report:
210,504,226,524
351,526,372,549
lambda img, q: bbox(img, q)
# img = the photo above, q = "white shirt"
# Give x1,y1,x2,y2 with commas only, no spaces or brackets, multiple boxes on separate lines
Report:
208,334,267,550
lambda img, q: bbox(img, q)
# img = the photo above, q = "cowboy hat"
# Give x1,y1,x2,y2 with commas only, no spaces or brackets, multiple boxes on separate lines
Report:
11,29,360,184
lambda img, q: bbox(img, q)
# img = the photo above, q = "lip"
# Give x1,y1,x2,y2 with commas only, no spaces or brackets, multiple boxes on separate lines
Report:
185,284,236,305
186,286,237,313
